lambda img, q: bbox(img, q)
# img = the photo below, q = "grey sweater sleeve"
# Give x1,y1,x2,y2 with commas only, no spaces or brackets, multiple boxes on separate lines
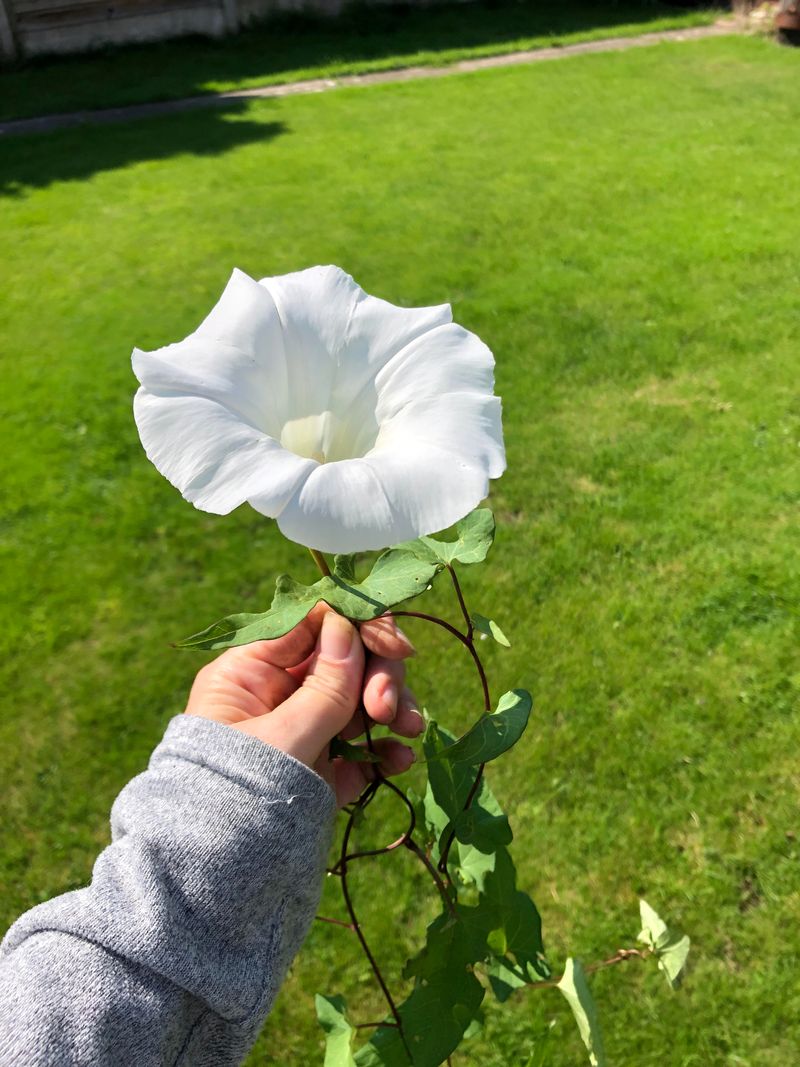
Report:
0,714,338,1067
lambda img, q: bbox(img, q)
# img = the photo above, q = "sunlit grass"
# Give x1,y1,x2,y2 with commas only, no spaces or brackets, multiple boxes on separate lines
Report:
1,32,798,1067
0,0,722,122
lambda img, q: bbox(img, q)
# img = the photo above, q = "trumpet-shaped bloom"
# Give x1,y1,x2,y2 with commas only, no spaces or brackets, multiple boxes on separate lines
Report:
132,266,505,553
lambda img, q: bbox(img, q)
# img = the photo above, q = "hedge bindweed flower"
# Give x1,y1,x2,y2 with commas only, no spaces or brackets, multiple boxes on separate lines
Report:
132,266,505,553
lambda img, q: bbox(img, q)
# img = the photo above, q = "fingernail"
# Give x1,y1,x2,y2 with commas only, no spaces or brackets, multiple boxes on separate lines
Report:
408,711,425,737
320,612,354,660
382,681,398,721
400,747,416,769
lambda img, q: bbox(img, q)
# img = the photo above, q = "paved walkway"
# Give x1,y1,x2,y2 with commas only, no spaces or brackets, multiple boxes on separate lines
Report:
1,22,737,138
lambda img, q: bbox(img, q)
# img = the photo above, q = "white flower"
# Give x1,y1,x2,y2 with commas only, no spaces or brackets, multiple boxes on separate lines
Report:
132,266,505,553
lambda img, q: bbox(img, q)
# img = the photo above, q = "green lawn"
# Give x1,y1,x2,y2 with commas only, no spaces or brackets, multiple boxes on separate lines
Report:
2,31,799,1067
0,0,722,123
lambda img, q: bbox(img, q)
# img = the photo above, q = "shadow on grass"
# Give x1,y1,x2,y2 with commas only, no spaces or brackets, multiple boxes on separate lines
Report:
0,1,715,123
0,105,286,196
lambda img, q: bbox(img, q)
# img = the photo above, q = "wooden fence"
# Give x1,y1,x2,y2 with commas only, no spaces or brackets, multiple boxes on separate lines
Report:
0,0,344,60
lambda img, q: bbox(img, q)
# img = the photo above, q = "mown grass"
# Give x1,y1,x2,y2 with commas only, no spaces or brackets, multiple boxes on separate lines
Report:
0,0,722,122
2,31,799,1067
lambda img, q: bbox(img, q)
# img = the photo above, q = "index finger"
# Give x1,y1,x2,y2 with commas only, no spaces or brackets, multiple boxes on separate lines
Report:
241,601,330,669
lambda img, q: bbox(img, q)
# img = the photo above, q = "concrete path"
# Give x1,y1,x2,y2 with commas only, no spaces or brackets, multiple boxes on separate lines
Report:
0,22,737,139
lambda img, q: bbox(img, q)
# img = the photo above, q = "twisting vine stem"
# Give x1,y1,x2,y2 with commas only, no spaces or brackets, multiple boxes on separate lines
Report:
338,792,412,1059
390,609,491,713
306,546,663,1063
308,547,463,1058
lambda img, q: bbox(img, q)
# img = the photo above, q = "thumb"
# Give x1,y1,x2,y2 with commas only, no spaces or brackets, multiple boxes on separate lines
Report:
267,611,364,767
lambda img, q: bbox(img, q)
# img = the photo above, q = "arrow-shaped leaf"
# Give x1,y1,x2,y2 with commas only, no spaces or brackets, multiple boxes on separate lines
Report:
395,508,496,567
638,898,691,988
557,958,606,1067
315,994,357,1067
177,550,441,651
471,612,511,648
427,690,531,767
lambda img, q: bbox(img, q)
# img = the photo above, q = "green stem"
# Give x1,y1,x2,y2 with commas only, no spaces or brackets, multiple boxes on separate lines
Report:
309,547,331,577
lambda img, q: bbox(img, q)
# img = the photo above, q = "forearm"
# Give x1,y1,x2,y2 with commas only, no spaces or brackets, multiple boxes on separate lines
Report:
0,715,337,1066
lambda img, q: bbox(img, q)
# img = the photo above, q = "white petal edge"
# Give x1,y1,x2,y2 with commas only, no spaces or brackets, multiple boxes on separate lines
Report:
132,269,289,438
134,388,316,516
373,321,496,425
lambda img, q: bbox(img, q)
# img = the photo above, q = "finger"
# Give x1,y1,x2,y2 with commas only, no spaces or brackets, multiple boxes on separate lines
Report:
360,614,416,661
259,612,364,767
336,683,424,741
338,711,367,742
330,738,416,808
369,737,417,777
390,687,426,739
362,655,406,725
185,647,298,719
239,601,330,669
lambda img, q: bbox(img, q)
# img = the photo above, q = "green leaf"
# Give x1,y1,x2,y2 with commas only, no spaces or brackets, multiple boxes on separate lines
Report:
399,909,486,1066
486,956,528,1002
422,721,476,827
329,738,382,764
486,926,507,956
557,958,607,1067
177,549,441,650
453,805,512,854
471,612,511,647
422,721,519,890
455,840,497,892
353,1026,409,1067
638,899,691,988
421,724,498,877
395,508,496,567
400,968,484,1066
315,994,357,1067
658,934,691,987
638,898,669,948
421,719,548,984
481,850,549,981
426,689,532,767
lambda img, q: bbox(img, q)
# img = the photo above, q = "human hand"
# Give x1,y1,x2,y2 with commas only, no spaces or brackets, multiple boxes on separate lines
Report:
184,605,424,806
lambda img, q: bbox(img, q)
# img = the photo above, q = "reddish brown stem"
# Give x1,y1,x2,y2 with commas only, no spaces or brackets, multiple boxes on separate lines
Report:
404,836,456,918
315,915,355,931
333,834,408,868
338,803,412,1061
529,947,653,989
447,563,473,638
390,610,491,713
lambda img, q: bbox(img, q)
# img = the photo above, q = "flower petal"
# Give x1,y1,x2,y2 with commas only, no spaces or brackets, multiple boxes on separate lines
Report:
258,265,361,423
132,269,288,437
276,459,394,552
133,389,315,515
374,322,495,424
259,265,452,459
367,438,495,544
277,395,503,553
375,392,506,480
327,289,453,454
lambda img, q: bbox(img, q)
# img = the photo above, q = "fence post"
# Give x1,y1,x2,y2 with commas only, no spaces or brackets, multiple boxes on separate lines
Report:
0,0,18,62
220,0,239,34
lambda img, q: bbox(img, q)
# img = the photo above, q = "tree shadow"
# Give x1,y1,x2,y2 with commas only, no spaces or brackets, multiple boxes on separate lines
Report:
1,1,709,124
0,103,286,196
